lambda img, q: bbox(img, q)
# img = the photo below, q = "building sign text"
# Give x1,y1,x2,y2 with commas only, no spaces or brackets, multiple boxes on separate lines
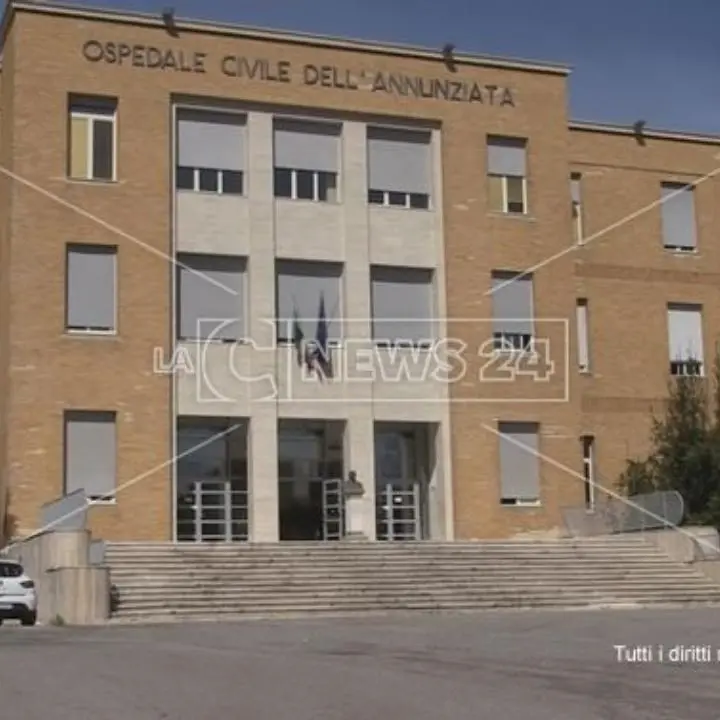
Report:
81,40,515,107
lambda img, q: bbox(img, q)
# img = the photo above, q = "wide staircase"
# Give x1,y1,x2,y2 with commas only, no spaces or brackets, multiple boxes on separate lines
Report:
105,536,720,622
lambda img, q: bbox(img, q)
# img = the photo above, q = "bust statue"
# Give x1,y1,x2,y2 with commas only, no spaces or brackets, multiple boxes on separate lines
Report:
343,470,364,497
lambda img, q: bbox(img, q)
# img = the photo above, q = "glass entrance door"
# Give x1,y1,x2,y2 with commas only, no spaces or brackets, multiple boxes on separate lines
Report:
375,430,422,541
179,480,248,543
175,420,248,542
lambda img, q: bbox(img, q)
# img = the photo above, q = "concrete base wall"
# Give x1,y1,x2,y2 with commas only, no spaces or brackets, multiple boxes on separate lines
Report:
46,566,110,625
643,526,720,563
3,530,109,625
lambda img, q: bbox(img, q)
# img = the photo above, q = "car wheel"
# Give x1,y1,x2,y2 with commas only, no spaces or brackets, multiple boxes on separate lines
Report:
0,619,4,626
20,612,36,627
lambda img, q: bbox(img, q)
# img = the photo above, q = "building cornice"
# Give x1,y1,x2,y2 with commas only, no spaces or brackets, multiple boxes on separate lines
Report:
1,0,571,76
569,120,720,147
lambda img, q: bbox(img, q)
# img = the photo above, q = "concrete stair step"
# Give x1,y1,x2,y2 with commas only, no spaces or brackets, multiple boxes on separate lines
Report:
107,565,696,579
112,581,720,596
109,596,720,623
115,588,720,605
106,548,667,556
107,556,677,563
114,580,720,597
107,538,654,547
105,545,659,556
113,588,720,613
109,567,714,583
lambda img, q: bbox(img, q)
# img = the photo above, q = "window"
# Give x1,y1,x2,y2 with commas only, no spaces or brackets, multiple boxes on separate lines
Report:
667,303,704,376
660,182,697,252
498,422,540,506
176,110,245,195
576,299,590,372
273,119,340,202
367,127,432,209
64,410,117,502
371,266,435,347
66,244,117,333
68,95,116,181
177,254,246,341
571,173,583,243
487,136,527,215
276,260,342,344
0,562,23,579
490,271,534,352
581,436,595,509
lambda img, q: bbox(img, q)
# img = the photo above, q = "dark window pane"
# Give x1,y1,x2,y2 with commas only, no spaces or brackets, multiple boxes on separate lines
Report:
388,192,406,207
222,170,243,195
317,171,337,202
92,119,113,180
409,193,429,209
506,176,525,214
296,170,314,200
274,168,292,198
198,169,218,192
176,167,195,190
368,189,384,205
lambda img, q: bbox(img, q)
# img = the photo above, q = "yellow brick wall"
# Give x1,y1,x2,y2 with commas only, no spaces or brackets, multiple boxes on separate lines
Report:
0,6,718,540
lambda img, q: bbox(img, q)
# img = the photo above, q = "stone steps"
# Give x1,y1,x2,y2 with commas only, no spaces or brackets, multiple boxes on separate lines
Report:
105,537,720,621
112,591,720,616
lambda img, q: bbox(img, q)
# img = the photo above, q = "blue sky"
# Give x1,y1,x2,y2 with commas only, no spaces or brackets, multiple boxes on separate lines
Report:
74,0,719,134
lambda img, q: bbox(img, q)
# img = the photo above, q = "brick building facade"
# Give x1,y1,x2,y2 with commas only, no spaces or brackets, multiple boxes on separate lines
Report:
0,1,718,543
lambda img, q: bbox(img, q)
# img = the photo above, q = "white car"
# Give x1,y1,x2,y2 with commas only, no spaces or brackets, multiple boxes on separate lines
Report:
0,559,37,626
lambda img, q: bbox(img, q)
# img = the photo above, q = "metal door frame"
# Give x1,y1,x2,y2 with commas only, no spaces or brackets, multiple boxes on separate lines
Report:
375,430,424,541
377,481,422,541
321,477,345,541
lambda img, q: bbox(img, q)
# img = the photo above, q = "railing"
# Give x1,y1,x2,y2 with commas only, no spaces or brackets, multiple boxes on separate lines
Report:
176,480,248,542
562,490,685,537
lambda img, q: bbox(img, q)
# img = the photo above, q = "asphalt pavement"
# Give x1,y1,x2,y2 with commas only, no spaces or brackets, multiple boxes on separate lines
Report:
3,608,720,719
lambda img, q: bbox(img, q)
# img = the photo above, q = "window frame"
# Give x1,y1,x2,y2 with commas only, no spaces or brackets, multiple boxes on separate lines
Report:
488,174,528,215
571,173,584,243
667,302,704,377
498,420,541,507
275,259,344,346
274,167,339,203
660,181,698,253
176,253,248,343
367,189,431,210
370,265,436,348
63,409,118,504
65,243,118,336
366,125,433,210
490,271,535,355
175,166,244,196
576,298,590,373
174,106,248,197
68,102,118,182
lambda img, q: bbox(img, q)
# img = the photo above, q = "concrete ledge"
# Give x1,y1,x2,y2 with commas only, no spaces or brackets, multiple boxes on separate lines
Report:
642,526,720,563
45,566,110,625
695,560,720,584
